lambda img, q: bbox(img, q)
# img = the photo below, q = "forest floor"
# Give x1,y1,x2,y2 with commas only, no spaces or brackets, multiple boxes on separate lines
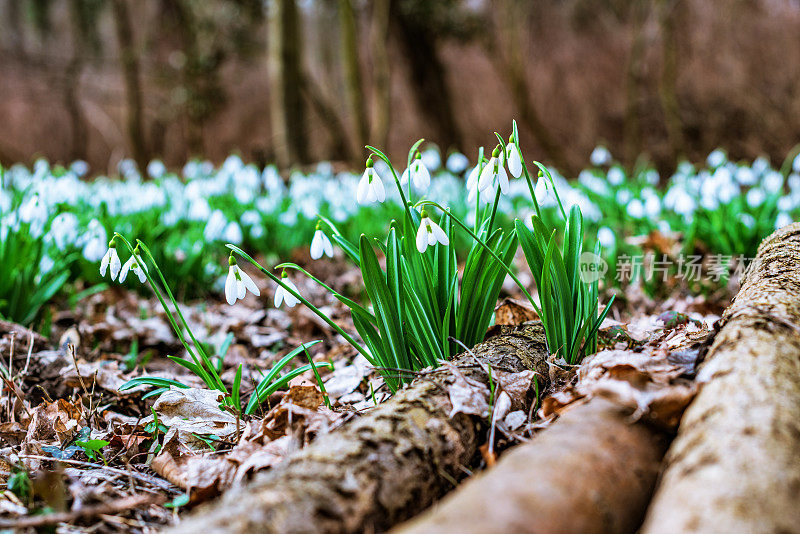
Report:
0,253,733,532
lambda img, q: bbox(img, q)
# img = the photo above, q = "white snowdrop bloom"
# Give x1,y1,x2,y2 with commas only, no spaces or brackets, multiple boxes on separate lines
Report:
274,272,300,308
700,194,719,211
615,189,632,205
241,210,261,227
746,188,766,208
506,137,523,178
224,256,260,305
778,196,795,212
658,220,671,233
793,153,800,173
82,220,108,263
310,226,334,259
466,164,480,192
645,169,660,185
19,194,47,225
478,147,509,194
204,210,227,241
607,167,625,186
50,212,79,250
401,153,431,192
738,213,756,229
752,157,769,176
421,148,441,171
626,198,645,219
99,240,122,281
763,171,784,194
579,171,610,196
147,160,166,179
357,157,386,204
224,222,243,244
707,149,726,168
644,195,661,218
789,173,800,192
119,251,148,284
717,181,739,204
597,226,616,249
446,152,469,174
590,146,612,166
39,255,55,275
776,212,793,230
416,211,450,253
70,160,89,177
735,166,756,185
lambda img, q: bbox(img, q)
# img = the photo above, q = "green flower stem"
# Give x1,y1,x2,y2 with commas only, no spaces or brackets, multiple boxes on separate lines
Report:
414,201,542,317
511,119,542,219
226,244,377,369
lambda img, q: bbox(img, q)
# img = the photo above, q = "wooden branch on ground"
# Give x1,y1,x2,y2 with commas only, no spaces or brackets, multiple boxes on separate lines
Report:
168,324,549,534
641,222,800,533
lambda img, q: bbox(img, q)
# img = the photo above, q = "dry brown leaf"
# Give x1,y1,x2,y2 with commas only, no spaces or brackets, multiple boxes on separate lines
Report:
150,388,239,450
494,298,539,326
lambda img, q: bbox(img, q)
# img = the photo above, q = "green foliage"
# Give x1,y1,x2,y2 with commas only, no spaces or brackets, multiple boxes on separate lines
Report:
0,222,71,327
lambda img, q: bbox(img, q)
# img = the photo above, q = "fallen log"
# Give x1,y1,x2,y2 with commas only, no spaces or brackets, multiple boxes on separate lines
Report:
641,222,800,533
393,397,668,534
169,323,549,534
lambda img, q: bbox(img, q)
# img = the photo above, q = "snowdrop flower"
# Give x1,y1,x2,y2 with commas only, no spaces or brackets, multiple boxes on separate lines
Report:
147,160,166,179
478,146,509,194
225,255,260,305
505,135,523,178
401,152,431,192
421,148,441,171
99,238,122,281
763,171,784,194
735,166,756,186
626,198,645,219
738,213,756,229
707,149,726,168
792,153,800,174
274,270,300,308
776,212,793,230
119,246,148,284
590,146,612,166
746,187,765,208
416,210,449,253
70,160,89,177
310,223,334,259
597,226,615,249
446,152,469,174
357,156,386,205
607,167,625,186
82,219,108,262
466,163,480,192
19,194,47,225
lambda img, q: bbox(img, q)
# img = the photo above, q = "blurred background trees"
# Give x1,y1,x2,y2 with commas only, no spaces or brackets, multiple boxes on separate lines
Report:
1,0,799,175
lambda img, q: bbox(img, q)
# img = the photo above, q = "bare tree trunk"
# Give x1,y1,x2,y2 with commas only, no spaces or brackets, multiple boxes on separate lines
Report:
64,0,88,162
490,0,571,173
111,0,148,173
302,70,353,161
641,222,800,533
657,0,684,162
268,0,308,167
338,0,368,154
370,0,391,149
394,398,667,534
392,3,463,152
622,3,649,167
168,324,549,534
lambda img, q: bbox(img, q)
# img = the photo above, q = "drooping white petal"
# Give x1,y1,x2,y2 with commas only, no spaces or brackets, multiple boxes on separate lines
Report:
466,164,480,191
321,232,333,257
412,161,430,191
497,166,510,194
100,249,111,277
109,249,122,280
400,167,411,186
119,256,134,283
225,266,238,305
310,230,325,259
371,174,385,202
281,279,300,307
357,170,370,204
507,146,523,178
274,286,284,307
134,262,147,283
431,221,449,246
239,268,260,296
478,158,497,191
416,219,430,253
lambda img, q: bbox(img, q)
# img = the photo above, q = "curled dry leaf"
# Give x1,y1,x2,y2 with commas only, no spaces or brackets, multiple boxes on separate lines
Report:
494,298,539,326
150,388,239,450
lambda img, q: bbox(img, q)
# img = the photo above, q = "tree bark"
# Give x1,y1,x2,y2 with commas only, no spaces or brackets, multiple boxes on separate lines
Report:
490,0,571,173
168,323,549,534
111,0,148,173
369,0,391,149
622,2,649,168
392,3,463,152
657,0,685,162
641,222,800,533
64,0,88,162
338,0,368,153
268,0,308,167
393,398,667,534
